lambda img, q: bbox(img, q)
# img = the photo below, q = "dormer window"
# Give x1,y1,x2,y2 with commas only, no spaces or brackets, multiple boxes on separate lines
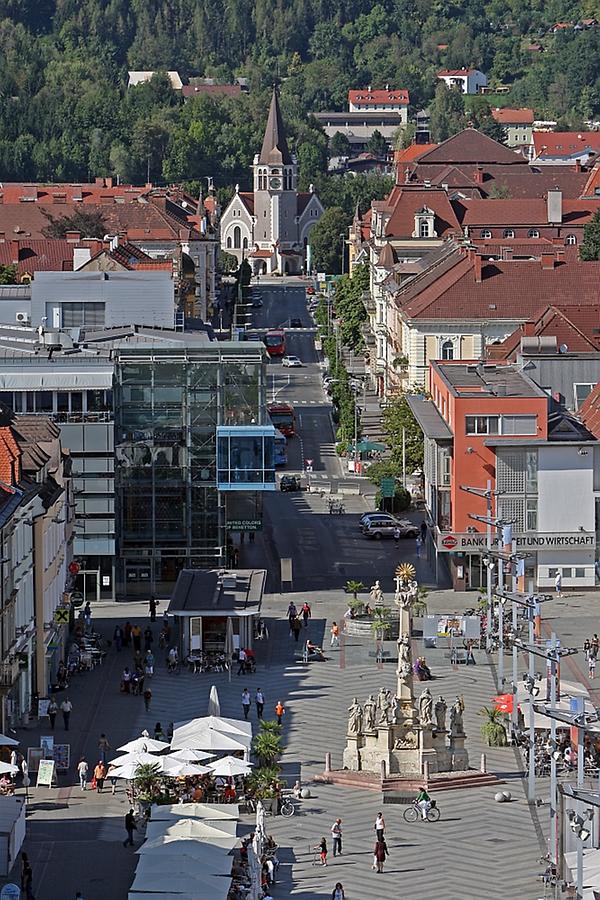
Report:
419,221,430,238
413,206,436,239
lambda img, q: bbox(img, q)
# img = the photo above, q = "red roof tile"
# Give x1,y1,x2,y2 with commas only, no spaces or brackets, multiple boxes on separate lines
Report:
348,89,409,106
487,304,600,359
415,129,526,166
532,131,600,158
491,108,534,125
238,193,254,215
394,144,438,165
579,383,600,439
181,84,242,99
381,187,461,238
458,197,600,226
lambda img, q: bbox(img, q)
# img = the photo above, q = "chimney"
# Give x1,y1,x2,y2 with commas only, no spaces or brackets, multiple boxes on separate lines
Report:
502,247,513,260
94,177,104,186
0,232,5,243
104,177,113,189
473,166,484,184
574,160,582,172
474,253,483,282
65,230,82,243
10,240,19,265
541,251,555,270
547,189,562,224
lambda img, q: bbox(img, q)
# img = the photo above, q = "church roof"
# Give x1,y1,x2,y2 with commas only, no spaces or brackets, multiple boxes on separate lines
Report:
259,89,293,166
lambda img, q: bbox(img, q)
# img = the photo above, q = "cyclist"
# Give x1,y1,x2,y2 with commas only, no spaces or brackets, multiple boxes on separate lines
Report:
416,785,432,820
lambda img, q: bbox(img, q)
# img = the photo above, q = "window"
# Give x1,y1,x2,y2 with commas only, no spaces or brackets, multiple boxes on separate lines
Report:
71,392,83,412
562,568,573,578
575,568,586,578
528,229,540,238
441,339,454,360
419,220,430,238
441,453,451,485
242,237,248,250
574,383,594,409
38,391,53,412
565,234,577,245
480,229,492,239
548,567,558,578
233,226,241,249
465,415,499,435
61,302,105,327
501,415,537,435
526,449,537,492
226,236,232,249
525,498,537,531
503,229,515,239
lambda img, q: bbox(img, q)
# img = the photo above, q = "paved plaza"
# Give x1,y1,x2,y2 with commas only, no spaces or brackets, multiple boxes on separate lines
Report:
6,578,599,898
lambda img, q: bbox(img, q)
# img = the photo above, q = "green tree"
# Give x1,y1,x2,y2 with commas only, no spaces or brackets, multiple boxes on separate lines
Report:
429,83,466,142
41,209,108,239
329,131,351,158
580,209,600,260
382,394,424,474
366,129,388,157
0,265,18,285
308,206,349,274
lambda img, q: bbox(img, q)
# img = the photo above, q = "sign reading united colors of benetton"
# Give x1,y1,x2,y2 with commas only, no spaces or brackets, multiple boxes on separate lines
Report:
435,532,596,552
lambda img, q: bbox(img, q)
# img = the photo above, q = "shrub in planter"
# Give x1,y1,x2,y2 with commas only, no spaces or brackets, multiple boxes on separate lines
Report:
479,706,508,747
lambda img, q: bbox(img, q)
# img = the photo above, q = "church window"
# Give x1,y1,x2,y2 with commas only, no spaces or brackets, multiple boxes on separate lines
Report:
233,226,241,249
243,237,248,249
226,236,232,249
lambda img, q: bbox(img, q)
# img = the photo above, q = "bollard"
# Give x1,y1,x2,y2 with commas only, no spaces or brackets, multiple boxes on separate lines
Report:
480,753,487,774
380,759,387,781
325,752,331,773
423,760,430,782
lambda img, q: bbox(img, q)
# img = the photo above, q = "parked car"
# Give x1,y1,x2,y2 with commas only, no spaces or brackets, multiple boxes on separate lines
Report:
280,475,302,492
363,519,419,540
290,318,303,328
282,355,303,367
359,512,399,528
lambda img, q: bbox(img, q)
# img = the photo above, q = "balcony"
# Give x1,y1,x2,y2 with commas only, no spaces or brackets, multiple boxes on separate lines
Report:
362,291,376,313
0,659,19,689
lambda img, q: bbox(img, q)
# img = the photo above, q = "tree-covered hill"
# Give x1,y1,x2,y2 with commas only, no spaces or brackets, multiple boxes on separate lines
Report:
1,0,599,191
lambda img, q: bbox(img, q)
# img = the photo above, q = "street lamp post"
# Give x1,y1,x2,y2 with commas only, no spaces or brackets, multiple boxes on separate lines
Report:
339,234,346,276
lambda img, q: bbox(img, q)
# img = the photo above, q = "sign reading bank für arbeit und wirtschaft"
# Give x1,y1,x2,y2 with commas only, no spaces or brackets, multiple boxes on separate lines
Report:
436,532,596,552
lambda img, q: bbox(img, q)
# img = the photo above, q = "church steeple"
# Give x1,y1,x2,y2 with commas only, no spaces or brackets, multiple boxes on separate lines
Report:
259,88,292,166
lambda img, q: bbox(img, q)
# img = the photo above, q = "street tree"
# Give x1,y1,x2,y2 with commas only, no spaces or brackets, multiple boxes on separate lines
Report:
580,209,600,260
309,206,349,273
429,83,466,142
329,131,351,158
366,129,388,157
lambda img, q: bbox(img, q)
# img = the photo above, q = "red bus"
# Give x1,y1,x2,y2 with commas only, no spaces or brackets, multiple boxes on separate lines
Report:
264,329,286,356
268,402,296,437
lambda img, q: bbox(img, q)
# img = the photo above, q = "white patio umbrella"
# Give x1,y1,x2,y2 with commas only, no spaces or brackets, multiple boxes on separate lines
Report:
208,685,221,717
173,715,252,740
117,737,169,754
107,762,145,780
159,759,212,778
143,817,238,845
108,751,159,768
208,756,254,777
170,729,248,754
0,761,18,775
0,734,18,747
167,749,215,763
149,802,238,822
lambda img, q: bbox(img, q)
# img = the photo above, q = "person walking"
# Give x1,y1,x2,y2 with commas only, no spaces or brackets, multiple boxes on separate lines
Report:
291,617,302,643
83,601,92,629
332,883,345,900
315,836,327,866
21,851,34,899
301,602,311,628
416,536,422,558
237,648,247,675
123,808,137,847
420,519,427,543
242,688,251,720
77,757,89,791
149,597,158,622
98,734,111,764
590,654,597,679
274,700,285,725
113,625,123,652
121,667,132,693
330,622,340,648
287,603,297,636
331,818,343,857
94,761,106,793
48,698,58,730
373,838,388,873
255,688,265,719
61,697,73,730
143,627,153,652
143,687,152,712
555,571,562,597
123,621,132,647
393,526,401,544
374,811,385,842
144,650,154,677
131,624,142,653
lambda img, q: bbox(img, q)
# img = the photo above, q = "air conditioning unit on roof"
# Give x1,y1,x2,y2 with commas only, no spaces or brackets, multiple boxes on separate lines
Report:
16,312,30,325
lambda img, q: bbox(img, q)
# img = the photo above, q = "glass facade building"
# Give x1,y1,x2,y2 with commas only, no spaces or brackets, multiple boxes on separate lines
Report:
114,343,269,598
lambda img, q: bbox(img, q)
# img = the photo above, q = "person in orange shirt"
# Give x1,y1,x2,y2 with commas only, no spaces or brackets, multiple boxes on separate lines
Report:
330,622,340,648
275,700,285,725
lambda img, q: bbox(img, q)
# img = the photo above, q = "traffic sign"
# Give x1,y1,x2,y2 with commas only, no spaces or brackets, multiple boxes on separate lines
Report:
380,477,396,498
306,466,313,473
68,561,80,576
54,607,70,625
1,884,21,899
305,459,313,466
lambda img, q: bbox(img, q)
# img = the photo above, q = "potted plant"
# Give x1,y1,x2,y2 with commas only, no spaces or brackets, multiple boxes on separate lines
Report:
253,728,283,767
479,706,508,747
370,606,393,641
133,762,164,805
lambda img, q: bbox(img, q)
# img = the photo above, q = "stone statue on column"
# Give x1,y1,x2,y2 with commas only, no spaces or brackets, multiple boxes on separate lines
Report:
378,693,392,726
363,694,377,731
418,688,434,727
369,580,384,606
449,696,465,736
434,696,447,732
347,698,363,735
397,633,412,678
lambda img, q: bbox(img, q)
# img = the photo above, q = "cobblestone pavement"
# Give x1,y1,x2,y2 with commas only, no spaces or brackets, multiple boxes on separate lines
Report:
6,585,600,899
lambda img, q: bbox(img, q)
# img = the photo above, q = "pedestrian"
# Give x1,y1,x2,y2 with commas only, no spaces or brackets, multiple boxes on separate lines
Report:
331,818,343,856
373,838,388,873
393,526,400,543
255,688,265,719
143,626,153,651
10,748,17,778
113,624,123,651
332,883,345,900
287,602,297,634
143,687,152,712
374,811,385,842
123,621,132,647
21,851,33,899
593,634,600,656
315,836,327,866
416,536,422,558
121,666,131,693
83,600,91,629
275,700,285,725
94,761,106,793
149,597,157,622
144,650,154,677
330,622,340,648
154,722,165,741
242,688,251,720
77,757,88,790
48,697,58,730
237,648,247,675
292,617,302,643
301,601,311,627
420,519,427,543
131,624,142,653
61,697,72,730
98,733,111,764
590,654,597,679
555,571,562,596
123,808,137,847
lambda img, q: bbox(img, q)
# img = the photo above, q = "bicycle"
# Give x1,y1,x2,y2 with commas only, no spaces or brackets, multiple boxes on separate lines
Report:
280,797,295,818
403,799,440,823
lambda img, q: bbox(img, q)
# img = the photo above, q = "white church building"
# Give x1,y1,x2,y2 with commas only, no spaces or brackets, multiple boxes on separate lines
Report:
220,90,324,275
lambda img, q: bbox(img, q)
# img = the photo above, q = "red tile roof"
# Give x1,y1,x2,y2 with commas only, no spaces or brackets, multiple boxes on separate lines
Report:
396,248,600,321
0,426,21,487
0,239,80,275
532,131,600,158
181,84,242,99
378,186,462,238
238,193,255,215
487,304,600,359
394,144,438,165
348,89,409,106
437,68,482,76
491,108,534,125
579,383,600,439
415,129,525,165
457,197,600,226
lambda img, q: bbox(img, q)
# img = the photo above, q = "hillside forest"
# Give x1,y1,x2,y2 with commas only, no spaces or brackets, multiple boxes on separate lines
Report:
1,0,600,207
